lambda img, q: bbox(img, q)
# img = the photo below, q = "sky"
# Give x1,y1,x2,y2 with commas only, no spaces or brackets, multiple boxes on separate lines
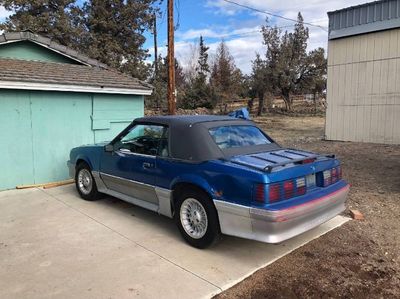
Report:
1,0,370,74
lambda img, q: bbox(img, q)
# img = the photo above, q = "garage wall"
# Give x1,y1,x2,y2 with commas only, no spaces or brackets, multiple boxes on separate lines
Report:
0,90,35,188
0,90,144,190
29,92,94,184
92,94,144,142
326,28,400,144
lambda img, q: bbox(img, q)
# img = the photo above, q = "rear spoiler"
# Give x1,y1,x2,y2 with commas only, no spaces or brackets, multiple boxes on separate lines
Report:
231,148,335,173
264,152,335,173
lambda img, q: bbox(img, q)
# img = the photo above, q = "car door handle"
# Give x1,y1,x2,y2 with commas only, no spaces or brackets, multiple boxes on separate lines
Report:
142,162,154,169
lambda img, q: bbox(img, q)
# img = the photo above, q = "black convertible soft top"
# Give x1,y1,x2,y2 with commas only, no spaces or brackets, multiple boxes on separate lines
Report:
133,115,280,162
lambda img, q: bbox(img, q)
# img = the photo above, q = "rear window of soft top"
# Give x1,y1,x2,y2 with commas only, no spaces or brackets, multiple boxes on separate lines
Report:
209,125,272,149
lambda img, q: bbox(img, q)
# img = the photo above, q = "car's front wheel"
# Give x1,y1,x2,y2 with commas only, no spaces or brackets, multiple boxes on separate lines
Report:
75,162,101,201
175,188,221,248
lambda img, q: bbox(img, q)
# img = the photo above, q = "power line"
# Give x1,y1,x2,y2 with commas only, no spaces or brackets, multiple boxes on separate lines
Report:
220,0,328,32
201,24,295,40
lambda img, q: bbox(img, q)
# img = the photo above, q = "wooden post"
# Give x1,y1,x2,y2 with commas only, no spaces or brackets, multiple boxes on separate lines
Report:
167,0,176,115
153,13,158,77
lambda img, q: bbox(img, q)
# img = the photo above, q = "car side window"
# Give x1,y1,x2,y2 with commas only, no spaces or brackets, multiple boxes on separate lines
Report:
114,124,167,156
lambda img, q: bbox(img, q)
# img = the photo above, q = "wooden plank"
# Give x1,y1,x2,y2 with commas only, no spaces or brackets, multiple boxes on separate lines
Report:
16,179,74,190
16,183,47,189
43,179,74,189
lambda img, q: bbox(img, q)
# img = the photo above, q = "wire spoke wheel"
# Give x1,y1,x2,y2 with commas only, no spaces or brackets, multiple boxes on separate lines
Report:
77,168,93,195
180,198,208,239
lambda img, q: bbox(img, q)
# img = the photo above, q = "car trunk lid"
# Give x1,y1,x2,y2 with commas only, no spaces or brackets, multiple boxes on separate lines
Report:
230,148,331,173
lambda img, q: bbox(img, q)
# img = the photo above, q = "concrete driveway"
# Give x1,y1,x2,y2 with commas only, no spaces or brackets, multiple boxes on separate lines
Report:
0,185,348,299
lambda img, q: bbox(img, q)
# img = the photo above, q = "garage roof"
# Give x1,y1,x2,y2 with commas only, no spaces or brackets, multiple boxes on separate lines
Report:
0,31,108,68
328,0,400,40
0,58,152,95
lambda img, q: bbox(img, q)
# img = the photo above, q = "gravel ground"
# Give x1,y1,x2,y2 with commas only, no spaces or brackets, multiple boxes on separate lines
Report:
215,115,400,299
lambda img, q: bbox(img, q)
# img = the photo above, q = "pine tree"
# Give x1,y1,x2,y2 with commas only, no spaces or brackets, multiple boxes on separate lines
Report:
181,36,212,109
83,0,157,80
196,36,209,82
149,55,185,110
0,0,82,46
0,0,158,81
260,13,326,111
250,54,269,116
210,41,243,107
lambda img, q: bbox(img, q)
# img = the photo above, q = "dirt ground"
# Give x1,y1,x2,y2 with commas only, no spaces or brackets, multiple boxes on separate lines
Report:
216,115,400,299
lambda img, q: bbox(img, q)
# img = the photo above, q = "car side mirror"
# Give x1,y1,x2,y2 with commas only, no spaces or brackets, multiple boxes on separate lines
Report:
104,144,114,152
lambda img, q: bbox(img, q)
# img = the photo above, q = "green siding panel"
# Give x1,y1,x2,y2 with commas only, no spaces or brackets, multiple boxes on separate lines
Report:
0,90,144,190
0,90,35,189
92,94,144,142
29,91,94,184
0,41,79,64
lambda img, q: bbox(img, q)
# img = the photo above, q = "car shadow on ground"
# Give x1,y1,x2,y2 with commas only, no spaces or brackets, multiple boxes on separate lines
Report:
54,185,268,250
46,183,347,268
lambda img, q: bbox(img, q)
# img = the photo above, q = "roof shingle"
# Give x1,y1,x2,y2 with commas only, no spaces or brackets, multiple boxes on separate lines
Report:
0,58,152,92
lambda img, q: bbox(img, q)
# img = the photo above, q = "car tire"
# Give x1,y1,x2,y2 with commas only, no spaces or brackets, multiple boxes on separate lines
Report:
174,188,221,249
75,162,101,201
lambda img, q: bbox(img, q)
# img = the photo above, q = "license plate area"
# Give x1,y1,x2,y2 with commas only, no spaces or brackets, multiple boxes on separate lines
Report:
306,174,316,188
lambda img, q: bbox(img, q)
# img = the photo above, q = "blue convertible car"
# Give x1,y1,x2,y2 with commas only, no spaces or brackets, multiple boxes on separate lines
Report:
68,115,349,248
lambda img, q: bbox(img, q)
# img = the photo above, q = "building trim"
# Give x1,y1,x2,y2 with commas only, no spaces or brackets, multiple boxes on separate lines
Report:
329,18,400,40
0,80,152,95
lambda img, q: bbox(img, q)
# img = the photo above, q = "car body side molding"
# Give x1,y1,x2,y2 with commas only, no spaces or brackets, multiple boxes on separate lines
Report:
91,171,173,218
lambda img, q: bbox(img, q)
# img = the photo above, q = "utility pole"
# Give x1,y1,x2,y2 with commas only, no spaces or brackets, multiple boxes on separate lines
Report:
153,13,158,78
167,0,176,115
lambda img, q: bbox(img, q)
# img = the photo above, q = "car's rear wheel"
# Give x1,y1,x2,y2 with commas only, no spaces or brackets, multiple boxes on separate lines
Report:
75,162,101,201
174,188,221,248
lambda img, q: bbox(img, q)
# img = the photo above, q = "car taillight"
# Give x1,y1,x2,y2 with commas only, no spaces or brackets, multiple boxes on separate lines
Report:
296,177,306,195
266,177,306,203
320,166,342,187
283,180,294,199
331,167,338,183
254,184,266,203
269,183,280,202
302,158,315,164
323,170,332,187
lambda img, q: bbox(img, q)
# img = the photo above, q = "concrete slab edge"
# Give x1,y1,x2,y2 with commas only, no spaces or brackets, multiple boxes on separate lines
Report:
204,215,351,299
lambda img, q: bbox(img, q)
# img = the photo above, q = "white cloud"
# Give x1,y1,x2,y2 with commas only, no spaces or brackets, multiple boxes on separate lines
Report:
156,33,263,74
204,1,368,45
176,0,369,74
153,1,370,74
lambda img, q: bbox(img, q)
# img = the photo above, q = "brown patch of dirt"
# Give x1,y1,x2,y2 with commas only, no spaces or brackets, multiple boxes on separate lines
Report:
215,115,400,299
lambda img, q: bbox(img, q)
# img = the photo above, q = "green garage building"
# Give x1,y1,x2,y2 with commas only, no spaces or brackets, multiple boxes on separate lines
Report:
0,31,152,190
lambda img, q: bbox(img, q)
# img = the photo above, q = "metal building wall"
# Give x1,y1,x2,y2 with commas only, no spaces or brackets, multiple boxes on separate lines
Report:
326,28,400,144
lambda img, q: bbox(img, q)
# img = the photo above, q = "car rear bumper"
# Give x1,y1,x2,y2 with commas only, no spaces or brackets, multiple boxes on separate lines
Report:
214,184,349,243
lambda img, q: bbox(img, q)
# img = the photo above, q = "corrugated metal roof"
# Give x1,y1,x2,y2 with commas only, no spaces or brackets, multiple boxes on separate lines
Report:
328,0,400,39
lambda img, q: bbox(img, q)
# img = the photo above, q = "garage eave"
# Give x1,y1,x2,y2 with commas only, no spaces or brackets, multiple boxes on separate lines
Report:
0,80,153,96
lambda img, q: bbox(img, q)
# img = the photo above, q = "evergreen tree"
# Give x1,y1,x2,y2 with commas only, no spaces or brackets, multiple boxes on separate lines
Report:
83,0,157,80
181,36,212,109
250,54,269,116
0,0,158,81
0,0,83,46
196,36,209,82
210,41,243,107
149,55,185,110
260,13,326,111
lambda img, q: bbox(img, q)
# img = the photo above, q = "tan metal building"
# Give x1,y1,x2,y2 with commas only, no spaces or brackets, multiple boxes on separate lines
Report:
326,0,400,144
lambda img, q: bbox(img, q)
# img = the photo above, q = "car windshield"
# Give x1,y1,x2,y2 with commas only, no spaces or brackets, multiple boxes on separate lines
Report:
209,125,272,149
